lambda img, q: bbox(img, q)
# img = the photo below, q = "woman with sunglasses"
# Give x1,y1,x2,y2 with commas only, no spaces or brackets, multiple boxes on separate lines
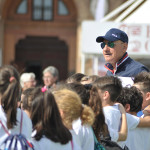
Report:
96,28,149,77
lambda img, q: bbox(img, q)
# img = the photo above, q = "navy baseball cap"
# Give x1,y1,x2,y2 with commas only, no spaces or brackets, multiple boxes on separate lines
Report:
96,28,128,43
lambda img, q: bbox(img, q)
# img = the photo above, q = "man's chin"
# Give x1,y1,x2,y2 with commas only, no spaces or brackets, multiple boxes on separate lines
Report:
105,59,113,64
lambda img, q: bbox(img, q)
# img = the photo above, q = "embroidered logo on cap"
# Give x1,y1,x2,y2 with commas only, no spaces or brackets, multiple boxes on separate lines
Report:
112,34,117,37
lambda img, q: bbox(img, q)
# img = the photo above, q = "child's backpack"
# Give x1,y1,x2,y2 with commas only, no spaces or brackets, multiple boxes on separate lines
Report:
0,110,34,150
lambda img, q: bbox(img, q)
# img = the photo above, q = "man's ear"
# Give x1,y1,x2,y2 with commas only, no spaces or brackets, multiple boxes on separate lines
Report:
125,104,130,113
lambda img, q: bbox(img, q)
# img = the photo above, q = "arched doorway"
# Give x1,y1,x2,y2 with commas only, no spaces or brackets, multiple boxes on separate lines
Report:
15,36,68,85
2,0,77,81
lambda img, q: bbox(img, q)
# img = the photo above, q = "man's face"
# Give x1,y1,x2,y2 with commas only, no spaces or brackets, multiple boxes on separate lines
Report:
102,40,127,67
43,72,56,87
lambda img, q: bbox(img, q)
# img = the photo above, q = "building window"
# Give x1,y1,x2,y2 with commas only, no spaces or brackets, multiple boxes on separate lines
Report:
58,0,69,15
16,0,28,14
16,0,70,19
33,0,53,21
32,0,69,21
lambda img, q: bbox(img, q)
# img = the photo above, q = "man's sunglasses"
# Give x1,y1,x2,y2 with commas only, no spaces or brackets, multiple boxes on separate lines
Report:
101,41,115,49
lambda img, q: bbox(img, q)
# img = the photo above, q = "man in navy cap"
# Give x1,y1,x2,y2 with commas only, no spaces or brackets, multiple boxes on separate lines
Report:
96,28,149,77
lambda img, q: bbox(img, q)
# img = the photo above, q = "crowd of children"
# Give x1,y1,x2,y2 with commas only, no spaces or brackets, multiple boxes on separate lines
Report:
1,65,150,150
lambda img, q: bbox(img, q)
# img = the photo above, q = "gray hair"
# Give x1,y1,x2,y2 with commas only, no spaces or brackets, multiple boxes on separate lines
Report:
43,66,59,78
20,72,35,88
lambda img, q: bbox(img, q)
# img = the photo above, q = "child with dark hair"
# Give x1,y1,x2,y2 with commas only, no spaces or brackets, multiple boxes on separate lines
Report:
30,87,76,150
117,86,143,115
117,86,150,150
0,65,32,147
90,76,127,149
133,72,150,117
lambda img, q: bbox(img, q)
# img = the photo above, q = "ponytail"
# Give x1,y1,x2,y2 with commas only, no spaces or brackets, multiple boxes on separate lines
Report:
89,86,108,141
80,104,95,126
2,79,18,129
0,65,20,129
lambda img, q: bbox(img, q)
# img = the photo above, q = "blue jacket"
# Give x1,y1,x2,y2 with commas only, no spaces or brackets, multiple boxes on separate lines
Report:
105,52,149,77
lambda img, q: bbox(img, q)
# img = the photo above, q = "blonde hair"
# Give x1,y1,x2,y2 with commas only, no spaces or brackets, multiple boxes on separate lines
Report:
53,89,94,127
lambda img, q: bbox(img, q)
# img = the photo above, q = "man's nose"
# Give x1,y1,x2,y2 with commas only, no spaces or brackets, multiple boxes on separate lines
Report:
103,44,110,51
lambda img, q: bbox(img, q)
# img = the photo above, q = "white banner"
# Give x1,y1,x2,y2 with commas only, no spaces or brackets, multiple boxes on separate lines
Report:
81,21,150,55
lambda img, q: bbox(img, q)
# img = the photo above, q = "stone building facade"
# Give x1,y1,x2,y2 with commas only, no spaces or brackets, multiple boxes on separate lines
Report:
0,0,125,82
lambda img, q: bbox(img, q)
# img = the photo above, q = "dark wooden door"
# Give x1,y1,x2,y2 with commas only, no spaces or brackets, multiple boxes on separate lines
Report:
15,36,68,85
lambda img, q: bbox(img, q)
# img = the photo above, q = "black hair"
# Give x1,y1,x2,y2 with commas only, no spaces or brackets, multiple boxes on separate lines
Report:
93,76,122,102
117,86,143,113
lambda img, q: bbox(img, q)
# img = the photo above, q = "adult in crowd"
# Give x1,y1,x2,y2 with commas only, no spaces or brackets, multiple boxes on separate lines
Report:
96,28,149,77
20,72,36,91
42,66,59,91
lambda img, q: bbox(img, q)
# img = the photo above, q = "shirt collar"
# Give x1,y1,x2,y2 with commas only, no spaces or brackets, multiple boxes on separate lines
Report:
104,52,129,74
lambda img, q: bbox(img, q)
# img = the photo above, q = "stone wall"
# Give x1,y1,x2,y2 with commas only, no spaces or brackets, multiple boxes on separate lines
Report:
73,0,93,23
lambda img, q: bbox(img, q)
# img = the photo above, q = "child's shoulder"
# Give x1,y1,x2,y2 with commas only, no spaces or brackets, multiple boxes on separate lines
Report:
103,104,119,110
103,105,121,116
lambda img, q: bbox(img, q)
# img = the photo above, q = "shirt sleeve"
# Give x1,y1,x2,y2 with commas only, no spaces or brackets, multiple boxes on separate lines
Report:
126,113,140,130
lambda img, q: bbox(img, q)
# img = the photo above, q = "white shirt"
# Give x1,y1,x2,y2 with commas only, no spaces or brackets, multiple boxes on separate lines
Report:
32,130,81,150
103,104,129,148
117,113,139,148
103,104,121,142
125,113,150,150
0,106,32,147
72,118,94,150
